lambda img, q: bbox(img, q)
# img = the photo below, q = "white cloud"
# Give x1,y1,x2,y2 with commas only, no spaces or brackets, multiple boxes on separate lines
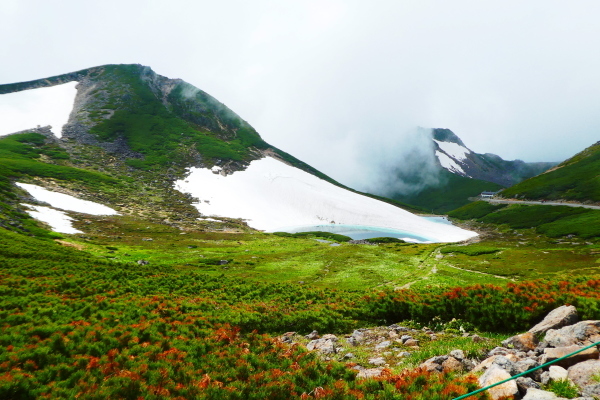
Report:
1,1,599,187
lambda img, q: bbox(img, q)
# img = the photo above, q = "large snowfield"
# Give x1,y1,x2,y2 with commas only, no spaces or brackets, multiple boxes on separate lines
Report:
175,157,478,243
0,82,78,137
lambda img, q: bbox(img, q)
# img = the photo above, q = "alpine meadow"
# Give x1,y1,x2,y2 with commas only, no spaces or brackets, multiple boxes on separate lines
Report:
1,64,600,400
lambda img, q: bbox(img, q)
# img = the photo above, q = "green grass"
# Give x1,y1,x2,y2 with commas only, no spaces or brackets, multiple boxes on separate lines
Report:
393,170,504,214
544,379,580,398
447,201,507,220
501,142,600,202
440,246,501,256
450,202,600,239
272,231,352,242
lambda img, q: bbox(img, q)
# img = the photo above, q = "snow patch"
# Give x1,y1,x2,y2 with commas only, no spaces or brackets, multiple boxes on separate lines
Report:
16,183,118,215
0,81,78,138
21,204,83,234
174,157,477,243
436,150,467,176
433,139,470,161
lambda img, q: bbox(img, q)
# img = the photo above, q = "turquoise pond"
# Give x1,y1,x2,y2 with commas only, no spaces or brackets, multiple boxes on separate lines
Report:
276,217,454,242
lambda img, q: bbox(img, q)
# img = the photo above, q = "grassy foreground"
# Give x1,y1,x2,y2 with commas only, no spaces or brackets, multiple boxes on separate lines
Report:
3,213,600,399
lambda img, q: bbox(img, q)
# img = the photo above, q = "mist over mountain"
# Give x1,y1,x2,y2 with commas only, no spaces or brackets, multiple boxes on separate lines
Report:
357,128,557,213
0,64,475,242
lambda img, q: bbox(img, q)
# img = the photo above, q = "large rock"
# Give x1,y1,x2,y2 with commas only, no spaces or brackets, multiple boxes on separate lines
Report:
307,335,338,354
478,364,519,400
516,377,540,394
442,356,464,372
357,368,383,379
568,360,600,397
503,332,540,351
545,321,600,347
522,388,562,400
529,306,579,336
541,345,599,368
548,365,568,382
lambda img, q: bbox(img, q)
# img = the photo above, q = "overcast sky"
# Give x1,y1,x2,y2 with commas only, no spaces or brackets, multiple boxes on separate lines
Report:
1,1,599,188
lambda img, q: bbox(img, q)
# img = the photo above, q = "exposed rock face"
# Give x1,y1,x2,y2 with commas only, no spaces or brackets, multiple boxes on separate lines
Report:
528,305,579,336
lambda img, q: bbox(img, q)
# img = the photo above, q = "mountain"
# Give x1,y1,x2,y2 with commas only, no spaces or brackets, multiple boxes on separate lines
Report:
500,140,600,202
0,64,474,242
431,129,556,187
384,128,556,213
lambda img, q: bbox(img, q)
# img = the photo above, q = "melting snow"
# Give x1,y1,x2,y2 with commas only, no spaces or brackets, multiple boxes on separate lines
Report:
175,157,477,243
436,150,467,176
433,140,470,161
21,204,83,234
16,183,118,215
0,81,78,138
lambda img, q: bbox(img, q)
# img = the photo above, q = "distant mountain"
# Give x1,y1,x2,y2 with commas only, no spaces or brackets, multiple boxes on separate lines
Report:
500,141,600,203
431,129,556,187
383,128,557,213
0,64,474,242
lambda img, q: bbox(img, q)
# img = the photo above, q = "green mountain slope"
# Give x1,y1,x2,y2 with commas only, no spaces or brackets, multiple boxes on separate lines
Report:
392,170,504,214
500,141,600,202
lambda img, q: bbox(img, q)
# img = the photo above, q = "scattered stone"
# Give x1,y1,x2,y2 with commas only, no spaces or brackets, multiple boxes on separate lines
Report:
375,341,391,350
541,345,599,368
479,364,519,400
442,357,464,372
568,360,600,397
503,332,540,352
368,357,386,366
388,331,399,339
218,260,229,265
357,368,383,379
522,388,561,400
472,334,485,343
449,349,465,360
528,305,579,336
400,335,412,342
544,320,600,347
137,259,149,265
420,357,443,373
342,353,354,359
488,347,513,357
141,238,153,241
548,365,568,382
396,351,411,358
429,334,438,341
516,377,541,394
307,337,337,354
306,330,319,340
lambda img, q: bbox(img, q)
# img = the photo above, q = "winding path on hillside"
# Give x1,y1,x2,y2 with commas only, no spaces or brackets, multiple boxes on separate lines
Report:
480,198,600,210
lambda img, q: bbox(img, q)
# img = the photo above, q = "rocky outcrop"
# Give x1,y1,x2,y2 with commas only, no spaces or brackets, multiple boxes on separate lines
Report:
528,305,579,336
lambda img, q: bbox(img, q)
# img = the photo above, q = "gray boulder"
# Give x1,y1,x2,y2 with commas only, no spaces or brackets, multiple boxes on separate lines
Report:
529,305,578,336
540,344,599,368
568,360,600,397
522,388,563,400
545,320,600,347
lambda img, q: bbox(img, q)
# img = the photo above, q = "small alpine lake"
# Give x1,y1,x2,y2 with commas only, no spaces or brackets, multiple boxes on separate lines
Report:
274,217,454,243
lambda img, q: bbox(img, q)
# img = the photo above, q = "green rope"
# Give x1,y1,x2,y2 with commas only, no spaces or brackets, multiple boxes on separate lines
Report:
452,340,600,400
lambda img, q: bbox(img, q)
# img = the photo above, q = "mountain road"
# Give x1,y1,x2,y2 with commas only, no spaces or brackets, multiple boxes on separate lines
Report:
480,198,600,210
